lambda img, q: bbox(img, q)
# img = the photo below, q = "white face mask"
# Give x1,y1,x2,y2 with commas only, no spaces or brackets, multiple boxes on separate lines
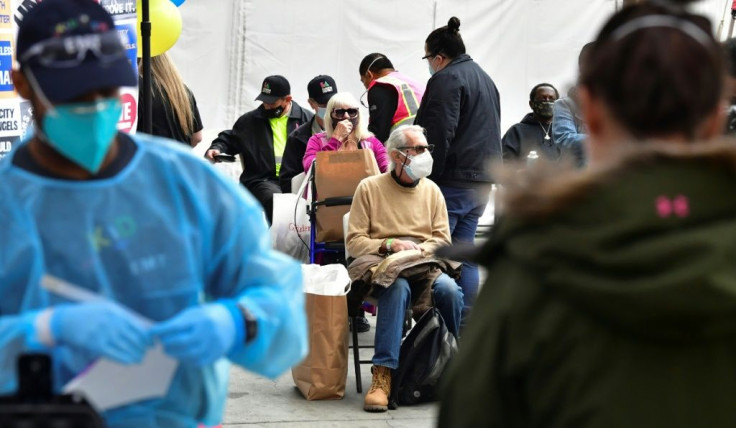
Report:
317,107,327,120
400,150,434,180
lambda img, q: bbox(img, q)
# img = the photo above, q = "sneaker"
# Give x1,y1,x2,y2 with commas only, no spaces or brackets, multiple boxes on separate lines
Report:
350,316,371,333
364,365,391,412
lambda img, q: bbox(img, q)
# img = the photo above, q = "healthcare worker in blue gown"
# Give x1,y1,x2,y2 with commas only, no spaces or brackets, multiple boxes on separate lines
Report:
0,1,307,427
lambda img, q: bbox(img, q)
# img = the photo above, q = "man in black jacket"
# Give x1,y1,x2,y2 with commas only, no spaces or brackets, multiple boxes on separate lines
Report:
502,83,560,163
206,75,313,224
279,75,338,193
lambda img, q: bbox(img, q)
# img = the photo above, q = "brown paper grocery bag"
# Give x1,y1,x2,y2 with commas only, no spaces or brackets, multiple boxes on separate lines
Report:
291,292,349,400
314,149,380,243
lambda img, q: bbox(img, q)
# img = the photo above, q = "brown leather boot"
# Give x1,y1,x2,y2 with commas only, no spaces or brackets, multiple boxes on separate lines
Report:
364,365,392,412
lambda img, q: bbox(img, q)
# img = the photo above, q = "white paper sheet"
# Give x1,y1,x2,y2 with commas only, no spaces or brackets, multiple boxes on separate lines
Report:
41,274,179,411
62,345,178,412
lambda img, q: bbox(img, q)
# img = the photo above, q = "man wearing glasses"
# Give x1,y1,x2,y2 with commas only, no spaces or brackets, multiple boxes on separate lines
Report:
346,125,463,413
0,1,306,426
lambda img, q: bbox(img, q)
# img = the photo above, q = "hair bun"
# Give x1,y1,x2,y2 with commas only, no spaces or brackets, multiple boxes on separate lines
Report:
448,17,461,32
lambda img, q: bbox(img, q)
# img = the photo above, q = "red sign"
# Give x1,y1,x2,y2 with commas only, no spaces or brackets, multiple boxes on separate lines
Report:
118,92,137,133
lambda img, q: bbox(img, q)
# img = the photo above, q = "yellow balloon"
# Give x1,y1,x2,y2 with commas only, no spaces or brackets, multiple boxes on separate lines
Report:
136,0,183,58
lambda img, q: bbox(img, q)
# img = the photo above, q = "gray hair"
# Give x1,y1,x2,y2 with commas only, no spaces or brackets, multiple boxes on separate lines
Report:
385,125,427,169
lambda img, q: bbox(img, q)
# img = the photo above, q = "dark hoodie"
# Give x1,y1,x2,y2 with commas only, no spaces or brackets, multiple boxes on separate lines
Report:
439,141,736,428
502,112,560,163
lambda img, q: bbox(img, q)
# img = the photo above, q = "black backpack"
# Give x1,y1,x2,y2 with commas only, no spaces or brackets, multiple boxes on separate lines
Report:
390,307,458,407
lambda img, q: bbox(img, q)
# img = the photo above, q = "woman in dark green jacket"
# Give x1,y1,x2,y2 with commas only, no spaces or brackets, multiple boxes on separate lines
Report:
439,2,736,427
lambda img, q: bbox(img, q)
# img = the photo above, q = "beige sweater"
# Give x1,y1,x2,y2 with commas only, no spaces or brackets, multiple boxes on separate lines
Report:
346,173,451,257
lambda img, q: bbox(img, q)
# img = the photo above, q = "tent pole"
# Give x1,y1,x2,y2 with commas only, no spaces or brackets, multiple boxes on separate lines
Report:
140,0,152,134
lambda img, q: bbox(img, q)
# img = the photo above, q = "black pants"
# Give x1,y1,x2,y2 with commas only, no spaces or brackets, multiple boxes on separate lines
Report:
245,179,281,225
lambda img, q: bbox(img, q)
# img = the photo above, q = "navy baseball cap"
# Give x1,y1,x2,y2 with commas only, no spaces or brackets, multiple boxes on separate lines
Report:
307,75,337,105
255,75,290,104
16,0,137,103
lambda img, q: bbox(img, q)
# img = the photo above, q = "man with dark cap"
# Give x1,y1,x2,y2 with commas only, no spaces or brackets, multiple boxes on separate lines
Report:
359,53,425,143
206,75,313,224
0,1,307,426
279,74,338,193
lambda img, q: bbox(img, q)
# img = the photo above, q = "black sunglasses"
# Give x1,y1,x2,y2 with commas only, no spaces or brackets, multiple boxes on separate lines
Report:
332,108,359,118
398,144,434,155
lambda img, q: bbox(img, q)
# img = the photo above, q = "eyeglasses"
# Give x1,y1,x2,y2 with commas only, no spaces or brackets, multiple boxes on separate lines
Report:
20,31,126,68
398,144,434,155
421,53,437,60
332,108,359,118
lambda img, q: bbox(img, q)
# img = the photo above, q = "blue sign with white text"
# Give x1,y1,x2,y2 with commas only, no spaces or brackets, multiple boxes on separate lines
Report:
0,40,12,92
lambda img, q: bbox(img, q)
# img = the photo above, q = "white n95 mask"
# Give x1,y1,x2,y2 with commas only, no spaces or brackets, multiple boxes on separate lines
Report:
402,151,433,181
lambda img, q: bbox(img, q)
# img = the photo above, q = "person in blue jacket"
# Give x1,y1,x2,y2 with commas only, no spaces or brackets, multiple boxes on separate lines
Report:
0,1,307,427
551,42,595,167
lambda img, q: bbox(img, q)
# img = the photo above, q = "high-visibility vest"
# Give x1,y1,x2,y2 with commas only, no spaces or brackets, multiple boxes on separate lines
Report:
368,71,425,131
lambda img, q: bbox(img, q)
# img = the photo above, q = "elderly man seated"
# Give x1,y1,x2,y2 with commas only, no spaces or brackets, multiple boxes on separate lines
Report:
346,125,463,412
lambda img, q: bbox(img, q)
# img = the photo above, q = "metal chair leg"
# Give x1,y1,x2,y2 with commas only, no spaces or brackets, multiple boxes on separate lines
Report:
351,316,362,393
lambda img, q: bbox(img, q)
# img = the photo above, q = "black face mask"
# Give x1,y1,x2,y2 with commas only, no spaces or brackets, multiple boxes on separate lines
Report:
264,105,284,119
331,117,359,132
532,101,555,119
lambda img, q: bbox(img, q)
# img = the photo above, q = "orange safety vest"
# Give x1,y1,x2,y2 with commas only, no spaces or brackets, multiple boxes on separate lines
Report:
368,71,425,131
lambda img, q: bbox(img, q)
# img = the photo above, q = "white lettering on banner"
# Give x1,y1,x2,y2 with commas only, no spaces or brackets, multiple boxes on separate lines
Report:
0,71,10,85
0,46,11,55
121,101,132,122
117,29,131,48
101,1,135,15
0,140,10,159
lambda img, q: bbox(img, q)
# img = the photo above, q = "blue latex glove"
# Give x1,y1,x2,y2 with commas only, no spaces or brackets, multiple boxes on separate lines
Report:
50,301,152,365
150,302,242,367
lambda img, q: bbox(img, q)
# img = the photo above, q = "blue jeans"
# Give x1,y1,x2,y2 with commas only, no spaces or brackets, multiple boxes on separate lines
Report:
371,273,463,369
439,185,489,319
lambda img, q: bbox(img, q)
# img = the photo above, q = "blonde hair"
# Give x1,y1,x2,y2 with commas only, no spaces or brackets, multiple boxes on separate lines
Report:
324,92,373,142
149,53,195,137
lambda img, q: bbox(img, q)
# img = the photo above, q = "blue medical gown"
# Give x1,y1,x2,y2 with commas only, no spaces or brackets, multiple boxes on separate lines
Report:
0,134,307,427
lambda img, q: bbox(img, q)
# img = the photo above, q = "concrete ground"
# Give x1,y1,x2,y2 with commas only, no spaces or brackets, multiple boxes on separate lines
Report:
221,316,438,427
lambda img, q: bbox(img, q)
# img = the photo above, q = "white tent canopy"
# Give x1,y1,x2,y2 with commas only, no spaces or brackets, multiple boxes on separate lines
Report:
169,0,731,137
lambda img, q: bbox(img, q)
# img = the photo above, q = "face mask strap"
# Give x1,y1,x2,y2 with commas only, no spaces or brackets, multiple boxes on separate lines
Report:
22,67,59,144
397,149,412,179
23,67,56,116
364,56,383,81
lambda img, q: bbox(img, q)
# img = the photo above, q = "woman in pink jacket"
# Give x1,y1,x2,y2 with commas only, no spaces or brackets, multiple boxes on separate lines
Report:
303,92,389,172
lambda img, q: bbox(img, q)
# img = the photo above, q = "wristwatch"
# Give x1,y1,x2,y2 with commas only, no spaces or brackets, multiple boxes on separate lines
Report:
237,303,258,344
